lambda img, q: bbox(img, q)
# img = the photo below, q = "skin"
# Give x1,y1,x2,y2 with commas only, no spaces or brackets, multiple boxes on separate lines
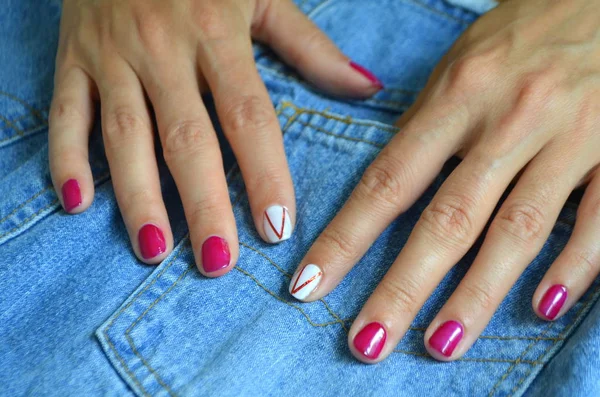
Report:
292,0,600,362
49,0,381,275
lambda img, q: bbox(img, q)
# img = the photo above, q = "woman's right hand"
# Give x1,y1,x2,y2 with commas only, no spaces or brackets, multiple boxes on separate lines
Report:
49,0,383,275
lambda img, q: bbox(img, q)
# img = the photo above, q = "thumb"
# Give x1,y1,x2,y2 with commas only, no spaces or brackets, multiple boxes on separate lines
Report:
252,0,383,98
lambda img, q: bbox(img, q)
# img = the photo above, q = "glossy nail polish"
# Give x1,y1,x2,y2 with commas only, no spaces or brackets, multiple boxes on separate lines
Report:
289,264,322,301
62,179,82,213
263,205,293,243
138,224,166,260
353,322,387,360
429,320,463,357
201,236,231,273
349,61,384,89
539,284,568,320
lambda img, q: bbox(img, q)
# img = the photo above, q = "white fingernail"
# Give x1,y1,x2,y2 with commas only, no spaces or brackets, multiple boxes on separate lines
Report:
263,205,292,243
289,264,323,301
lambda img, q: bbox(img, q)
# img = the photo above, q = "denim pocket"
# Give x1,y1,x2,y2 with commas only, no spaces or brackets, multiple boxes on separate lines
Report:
97,100,600,397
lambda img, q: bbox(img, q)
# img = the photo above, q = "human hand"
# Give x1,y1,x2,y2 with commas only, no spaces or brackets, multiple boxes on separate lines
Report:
48,0,382,275
289,0,600,362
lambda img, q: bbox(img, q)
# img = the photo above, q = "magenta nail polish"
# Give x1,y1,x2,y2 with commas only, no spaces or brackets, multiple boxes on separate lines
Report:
138,224,166,259
353,322,387,360
201,236,231,273
61,179,82,213
539,284,568,320
349,61,384,89
429,320,463,357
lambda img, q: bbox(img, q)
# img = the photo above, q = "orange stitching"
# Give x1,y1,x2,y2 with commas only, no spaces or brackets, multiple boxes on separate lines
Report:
506,283,600,396
0,123,48,144
0,187,52,224
0,90,45,121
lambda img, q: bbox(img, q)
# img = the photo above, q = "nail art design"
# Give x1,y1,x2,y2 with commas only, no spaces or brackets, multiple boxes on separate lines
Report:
62,179,82,213
289,264,322,301
353,322,387,360
263,205,292,243
138,224,166,260
429,320,464,357
349,61,384,89
539,284,568,320
201,236,231,273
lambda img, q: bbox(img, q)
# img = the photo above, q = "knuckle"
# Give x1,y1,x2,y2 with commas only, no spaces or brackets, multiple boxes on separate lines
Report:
580,197,600,222
188,196,225,227
50,97,85,126
461,280,496,312
495,200,546,245
103,109,150,148
570,250,598,276
162,121,212,161
356,152,407,209
447,53,495,94
120,188,159,215
318,228,358,262
222,95,273,137
420,195,477,248
195,6,232,41
134,10,169,51
377,277,421,316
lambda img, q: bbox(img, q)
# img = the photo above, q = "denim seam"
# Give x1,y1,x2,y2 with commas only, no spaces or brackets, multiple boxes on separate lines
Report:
506,283,600,396
280,101,399,133
488,281,600,396
0,123,48,145
102,166,244,397
0,90,45,121
259,66,413,110
0,172,111,242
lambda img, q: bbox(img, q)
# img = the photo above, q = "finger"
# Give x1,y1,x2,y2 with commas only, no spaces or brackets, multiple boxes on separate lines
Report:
288,98,471,302
49,66,95,214
138,58,238,277
423,149,582,361
198,30,295,244
533,172,600,321
252,0,383,97
98,60,172,265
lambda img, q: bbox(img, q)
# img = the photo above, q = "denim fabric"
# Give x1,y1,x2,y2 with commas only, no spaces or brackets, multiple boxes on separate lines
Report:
1,0,599,396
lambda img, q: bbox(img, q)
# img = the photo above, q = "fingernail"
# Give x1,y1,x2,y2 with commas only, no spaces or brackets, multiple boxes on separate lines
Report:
349,61,384,89
539,284,568,320
429,320,463,357
61,179,82,213
289,264,323,301
263,205,292,243
138,224,166,260
201,236,231,273
353,322,387,360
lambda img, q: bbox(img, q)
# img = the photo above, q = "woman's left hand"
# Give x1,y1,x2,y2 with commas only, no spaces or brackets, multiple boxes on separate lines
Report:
289,0,600,363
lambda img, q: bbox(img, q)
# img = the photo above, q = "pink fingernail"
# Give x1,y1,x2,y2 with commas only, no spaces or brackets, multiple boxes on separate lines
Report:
539,284,568,320
138,224,166,259
201,236,231,273
61,179,82,213
429,320,463,357
353,322,387,360
349,61,384,89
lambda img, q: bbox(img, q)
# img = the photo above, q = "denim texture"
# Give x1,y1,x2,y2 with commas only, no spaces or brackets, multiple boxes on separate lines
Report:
1,0,599,396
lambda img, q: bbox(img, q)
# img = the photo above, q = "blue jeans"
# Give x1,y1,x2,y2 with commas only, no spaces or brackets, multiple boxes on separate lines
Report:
1,0,599,396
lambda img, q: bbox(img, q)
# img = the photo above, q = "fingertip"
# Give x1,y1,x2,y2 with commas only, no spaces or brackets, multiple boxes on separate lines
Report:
136,223,172,265
424,320,464,362
196,235,238,278
534,283,568,321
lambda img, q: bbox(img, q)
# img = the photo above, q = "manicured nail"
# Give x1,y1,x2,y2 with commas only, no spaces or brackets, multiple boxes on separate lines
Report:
429,320,463,357
539,284,568,320
289,264,322,301
353,322,387,360
349,61,384,89
62,179,82,213
138,224,166,260
263,205,292,243
201,236,231,273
